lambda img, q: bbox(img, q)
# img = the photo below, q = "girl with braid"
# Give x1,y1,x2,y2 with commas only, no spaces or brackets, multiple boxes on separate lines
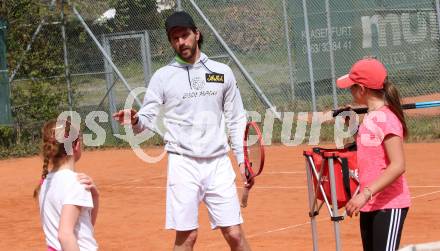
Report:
34,119,99,251
338,58,410,251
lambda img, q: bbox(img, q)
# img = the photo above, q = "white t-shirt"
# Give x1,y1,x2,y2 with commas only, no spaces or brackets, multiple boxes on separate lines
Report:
39,169,98,251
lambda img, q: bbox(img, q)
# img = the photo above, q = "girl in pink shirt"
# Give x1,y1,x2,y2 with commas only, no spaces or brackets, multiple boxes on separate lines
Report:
337,58,410,251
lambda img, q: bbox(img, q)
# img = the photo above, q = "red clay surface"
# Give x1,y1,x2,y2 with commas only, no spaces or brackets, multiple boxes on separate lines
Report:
1,143,439,250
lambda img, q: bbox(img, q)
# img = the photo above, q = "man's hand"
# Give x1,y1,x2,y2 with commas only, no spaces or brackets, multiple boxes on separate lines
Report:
239,163,255,189
77,173,100,226
77,173,99,198
112,109,138,125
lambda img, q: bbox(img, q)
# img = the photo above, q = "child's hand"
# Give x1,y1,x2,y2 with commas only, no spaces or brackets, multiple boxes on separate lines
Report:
77,173,99,197
345,193,369,217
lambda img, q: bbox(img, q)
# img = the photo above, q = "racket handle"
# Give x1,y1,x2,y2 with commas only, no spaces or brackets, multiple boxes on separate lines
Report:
241,187,250,208
332,107,368,117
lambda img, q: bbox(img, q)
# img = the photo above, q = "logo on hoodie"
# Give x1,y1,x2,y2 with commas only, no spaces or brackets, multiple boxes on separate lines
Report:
191,76,205,91
206,73,224,83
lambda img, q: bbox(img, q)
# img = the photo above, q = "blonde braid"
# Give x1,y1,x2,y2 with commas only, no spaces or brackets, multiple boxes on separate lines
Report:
33,118,80,199
33,156,49,198
34,120,64,198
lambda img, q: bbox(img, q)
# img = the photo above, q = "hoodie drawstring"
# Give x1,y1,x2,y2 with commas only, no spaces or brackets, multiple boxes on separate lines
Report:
183,58,217,90
186,66,192,90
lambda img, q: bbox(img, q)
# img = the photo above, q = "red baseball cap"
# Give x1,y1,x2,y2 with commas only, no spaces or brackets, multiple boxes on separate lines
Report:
336,58,387,90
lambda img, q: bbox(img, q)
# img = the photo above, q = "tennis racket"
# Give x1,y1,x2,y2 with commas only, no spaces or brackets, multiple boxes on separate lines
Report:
332,100,440,117
241,121,265,208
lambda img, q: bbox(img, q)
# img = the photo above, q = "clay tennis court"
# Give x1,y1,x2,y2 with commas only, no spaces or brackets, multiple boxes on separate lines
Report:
1,142,439,250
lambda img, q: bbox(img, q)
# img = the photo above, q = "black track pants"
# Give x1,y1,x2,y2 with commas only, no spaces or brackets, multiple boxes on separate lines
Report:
360,208,409,251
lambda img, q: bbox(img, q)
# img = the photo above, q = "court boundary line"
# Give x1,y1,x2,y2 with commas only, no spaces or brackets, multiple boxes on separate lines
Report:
264,171,305,174
411,190,440,199
205,219,328,248
108,185,440,189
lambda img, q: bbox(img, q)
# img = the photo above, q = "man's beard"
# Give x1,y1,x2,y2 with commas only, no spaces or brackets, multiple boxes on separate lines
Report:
176,42,197,61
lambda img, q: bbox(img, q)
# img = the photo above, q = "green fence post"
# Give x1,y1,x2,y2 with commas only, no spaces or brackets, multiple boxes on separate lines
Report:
0,19,12,125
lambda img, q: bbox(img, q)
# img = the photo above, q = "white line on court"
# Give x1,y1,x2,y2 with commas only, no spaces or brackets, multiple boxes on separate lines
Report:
112,185,440,190
237,186,308,189
205,219,327,248
135,186,166,189
410,186,440,188
119,186,309,189
411,190,440,199
264,171,305,174
103,175,167,187
107,178,143,186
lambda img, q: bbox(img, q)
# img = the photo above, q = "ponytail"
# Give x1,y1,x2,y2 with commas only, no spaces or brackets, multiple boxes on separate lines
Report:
33,119,79,198
383,78,408,137
33,157,49,198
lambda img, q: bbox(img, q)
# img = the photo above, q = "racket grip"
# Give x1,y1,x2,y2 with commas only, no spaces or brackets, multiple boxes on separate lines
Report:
332,107,369,117
241,187,250,208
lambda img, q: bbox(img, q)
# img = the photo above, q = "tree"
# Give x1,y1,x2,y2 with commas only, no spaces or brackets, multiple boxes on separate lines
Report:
0,0,67,154
109,0,162,32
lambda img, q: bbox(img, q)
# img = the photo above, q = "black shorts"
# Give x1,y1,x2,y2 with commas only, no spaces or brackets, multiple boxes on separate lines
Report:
360,208,409,251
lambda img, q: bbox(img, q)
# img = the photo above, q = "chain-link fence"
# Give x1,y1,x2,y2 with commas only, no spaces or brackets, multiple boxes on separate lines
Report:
2,0,440,155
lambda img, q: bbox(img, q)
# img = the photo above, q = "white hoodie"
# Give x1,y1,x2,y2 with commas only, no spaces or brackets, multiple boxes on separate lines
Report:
134,53,246,164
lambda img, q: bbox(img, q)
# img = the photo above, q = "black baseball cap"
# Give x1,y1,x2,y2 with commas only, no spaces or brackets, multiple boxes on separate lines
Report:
165,11,197,35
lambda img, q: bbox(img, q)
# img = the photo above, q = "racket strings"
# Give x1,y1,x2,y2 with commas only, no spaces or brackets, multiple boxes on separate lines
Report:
249,145,262,174
246,126,263,175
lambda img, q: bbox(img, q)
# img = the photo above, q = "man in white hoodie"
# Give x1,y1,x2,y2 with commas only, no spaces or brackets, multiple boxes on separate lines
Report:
113,11,252,251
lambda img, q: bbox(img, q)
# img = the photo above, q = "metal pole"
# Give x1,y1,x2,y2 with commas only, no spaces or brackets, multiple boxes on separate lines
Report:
9,0,57,83
102,36,119,133
305,157,319,251
187,0,281,120
282,0,296,102
177,0,182,11
302,0,317,112
436,0,440,38
72,5,142,107
60,0,73,110
325,0,338,110
310,156,334,215
142,31,153,84
328,156,342,251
